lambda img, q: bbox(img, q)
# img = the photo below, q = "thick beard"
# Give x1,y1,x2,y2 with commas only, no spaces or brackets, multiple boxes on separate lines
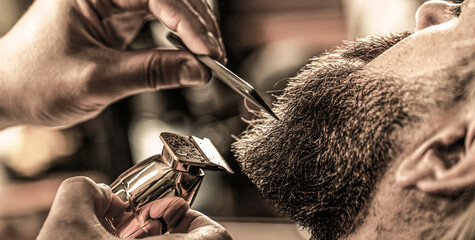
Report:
232,32,475,239
232,32,413,239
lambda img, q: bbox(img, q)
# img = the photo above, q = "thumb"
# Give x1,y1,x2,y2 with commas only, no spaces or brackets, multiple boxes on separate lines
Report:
37,177,113,240
161,210,232,240
90,49,211,101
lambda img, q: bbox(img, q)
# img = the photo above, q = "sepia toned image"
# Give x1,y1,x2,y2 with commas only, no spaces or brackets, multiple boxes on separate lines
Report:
0,0,473,240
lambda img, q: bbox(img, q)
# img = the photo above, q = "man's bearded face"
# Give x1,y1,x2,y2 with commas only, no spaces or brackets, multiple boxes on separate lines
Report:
233,1,475,238
233,33,411,239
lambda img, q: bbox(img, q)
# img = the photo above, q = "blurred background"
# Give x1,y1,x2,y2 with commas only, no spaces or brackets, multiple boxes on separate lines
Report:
0,0,424,239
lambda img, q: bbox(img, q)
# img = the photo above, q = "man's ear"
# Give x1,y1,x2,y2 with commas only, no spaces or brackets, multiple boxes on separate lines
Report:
396,121,475,194
415,1,458,31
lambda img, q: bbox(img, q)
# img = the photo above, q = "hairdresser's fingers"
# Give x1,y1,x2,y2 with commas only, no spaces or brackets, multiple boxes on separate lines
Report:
37,177,113,240
141,210,231,240
50,177,112,221
147,0,224,61
153,198,189,228
109,0,149,9
185,0,218,37
112,198,189,238
138,197,190,229
186,0,226,59
89,49,210,101
108,0,221,40
166,210,232,240
104,194,129,220
105,0,225,61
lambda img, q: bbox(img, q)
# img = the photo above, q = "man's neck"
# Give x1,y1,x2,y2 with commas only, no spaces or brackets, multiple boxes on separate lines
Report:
344,205,415,240
344,175,475,240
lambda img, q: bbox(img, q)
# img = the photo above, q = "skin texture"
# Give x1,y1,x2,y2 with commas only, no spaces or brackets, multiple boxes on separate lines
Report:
37,177,232,240
234,0,475,239
233,32,426,240
0,0,230,239
0,0,226,129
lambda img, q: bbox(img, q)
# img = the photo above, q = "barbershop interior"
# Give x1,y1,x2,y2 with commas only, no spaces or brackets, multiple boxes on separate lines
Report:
0,0,427,239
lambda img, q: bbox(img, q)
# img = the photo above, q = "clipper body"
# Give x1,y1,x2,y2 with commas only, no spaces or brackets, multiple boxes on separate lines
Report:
102,132,233,238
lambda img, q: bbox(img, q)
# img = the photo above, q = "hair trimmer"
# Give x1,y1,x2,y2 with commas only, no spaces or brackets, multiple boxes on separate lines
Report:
101,132,233,238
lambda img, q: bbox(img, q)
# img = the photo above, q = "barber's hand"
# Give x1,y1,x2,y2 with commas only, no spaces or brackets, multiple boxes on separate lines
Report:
37,176,232,240
0,0,225,129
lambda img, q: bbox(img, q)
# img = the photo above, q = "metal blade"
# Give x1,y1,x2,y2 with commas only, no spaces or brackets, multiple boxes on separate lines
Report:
167,33,279,120
197,56,279,120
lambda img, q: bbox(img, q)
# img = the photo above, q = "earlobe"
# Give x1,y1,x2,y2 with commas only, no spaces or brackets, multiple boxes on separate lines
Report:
415,1,458,31
396,122,475,194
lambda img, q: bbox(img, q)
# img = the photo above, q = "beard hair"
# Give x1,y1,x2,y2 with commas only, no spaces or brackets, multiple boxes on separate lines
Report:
232,31,473,240
393,187,475,240
442,195,475,240
232,32,413,239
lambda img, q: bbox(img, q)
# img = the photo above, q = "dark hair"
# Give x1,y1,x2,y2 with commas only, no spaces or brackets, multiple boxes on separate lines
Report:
234,29,472,239
233,33,414,239
233,1,475,237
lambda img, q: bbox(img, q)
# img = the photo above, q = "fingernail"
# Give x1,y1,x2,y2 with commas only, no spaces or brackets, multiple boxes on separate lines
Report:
206,32,223,58
97,183,110,190
179,59,203,85
206,32,219,48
